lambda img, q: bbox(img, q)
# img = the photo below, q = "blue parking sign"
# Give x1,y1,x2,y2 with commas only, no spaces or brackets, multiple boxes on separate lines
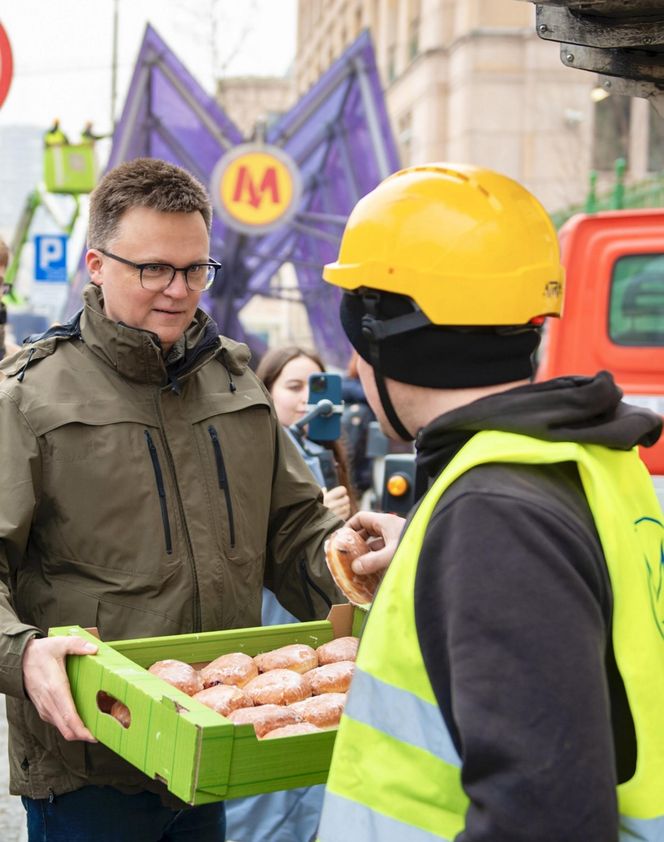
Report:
34,235,68,282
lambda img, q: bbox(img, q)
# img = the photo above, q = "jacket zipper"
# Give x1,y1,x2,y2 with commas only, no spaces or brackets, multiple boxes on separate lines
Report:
208,425,236,548
152,395,202,632
144,430,173,555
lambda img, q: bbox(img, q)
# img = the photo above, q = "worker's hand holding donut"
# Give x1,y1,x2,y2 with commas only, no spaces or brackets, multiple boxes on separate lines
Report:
343,512,405,575
324,515,403,605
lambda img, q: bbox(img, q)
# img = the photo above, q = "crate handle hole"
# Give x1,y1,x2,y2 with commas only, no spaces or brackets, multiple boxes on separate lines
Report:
97,691,131,729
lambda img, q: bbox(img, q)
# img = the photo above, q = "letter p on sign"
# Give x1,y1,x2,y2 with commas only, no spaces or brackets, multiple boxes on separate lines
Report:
34,235,68,282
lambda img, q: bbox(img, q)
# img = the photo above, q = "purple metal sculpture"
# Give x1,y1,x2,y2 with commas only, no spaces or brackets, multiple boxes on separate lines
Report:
66,24,400,368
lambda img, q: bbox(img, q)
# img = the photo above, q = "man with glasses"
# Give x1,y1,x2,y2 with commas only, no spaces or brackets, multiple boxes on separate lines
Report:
0,158,345,841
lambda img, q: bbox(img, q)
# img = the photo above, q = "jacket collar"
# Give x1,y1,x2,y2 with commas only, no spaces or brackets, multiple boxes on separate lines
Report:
79,283,220,386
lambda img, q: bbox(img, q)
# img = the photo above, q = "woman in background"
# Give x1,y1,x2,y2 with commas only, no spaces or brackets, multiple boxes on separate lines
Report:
256,345,358,521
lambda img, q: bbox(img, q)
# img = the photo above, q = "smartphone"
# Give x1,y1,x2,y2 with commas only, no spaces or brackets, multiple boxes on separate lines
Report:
307,372,343,441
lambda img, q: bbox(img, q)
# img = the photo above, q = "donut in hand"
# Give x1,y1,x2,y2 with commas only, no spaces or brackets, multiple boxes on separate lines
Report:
324,527,381,606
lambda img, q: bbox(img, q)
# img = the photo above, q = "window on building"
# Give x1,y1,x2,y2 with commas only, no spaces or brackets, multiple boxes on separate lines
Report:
609,253,664,347
408,0,421,60
648,103,664,172
397,111,413,166
593,94,631,171
355,6,363,36
408,16,420,60
387,44,397,82
385,0,398,82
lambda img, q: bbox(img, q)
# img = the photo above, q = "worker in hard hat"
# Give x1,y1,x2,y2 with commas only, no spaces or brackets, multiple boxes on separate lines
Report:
80,121,110,144
43,118,69,147
317,164,664,841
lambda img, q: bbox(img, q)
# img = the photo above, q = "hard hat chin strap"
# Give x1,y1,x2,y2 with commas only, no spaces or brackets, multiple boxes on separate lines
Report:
361,293,415,442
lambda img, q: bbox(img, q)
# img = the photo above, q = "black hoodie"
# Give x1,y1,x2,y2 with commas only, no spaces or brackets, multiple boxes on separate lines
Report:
411,372,662,842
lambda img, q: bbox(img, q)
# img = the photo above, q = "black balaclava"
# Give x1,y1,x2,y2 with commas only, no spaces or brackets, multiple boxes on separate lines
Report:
339,290,541,440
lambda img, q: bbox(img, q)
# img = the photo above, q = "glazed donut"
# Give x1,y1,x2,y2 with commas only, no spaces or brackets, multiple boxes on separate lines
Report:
110,700,131,729
324,526,382,606
254,643,318,675
244,669,311,706
148,659,203,696
262,722,323,739
316,636,359,665
227,704,303,738
200,652,258,688
305,661,355,695
193,684,253,717
289,693,346,729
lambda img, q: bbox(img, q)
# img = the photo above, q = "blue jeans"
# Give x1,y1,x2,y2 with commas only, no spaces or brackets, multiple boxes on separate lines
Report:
22,786,226,842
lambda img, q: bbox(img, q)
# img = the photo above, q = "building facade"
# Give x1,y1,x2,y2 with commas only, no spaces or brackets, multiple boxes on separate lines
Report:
295,0,663,213
215,76,295,138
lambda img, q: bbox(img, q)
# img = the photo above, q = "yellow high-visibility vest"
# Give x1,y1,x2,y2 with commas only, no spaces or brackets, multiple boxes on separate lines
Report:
319,431,664,841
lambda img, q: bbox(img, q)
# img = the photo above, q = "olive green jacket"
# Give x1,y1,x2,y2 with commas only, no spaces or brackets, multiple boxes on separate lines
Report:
0,284,343,801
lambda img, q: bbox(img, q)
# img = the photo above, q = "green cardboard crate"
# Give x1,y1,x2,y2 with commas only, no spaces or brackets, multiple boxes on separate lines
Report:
49,605,366,805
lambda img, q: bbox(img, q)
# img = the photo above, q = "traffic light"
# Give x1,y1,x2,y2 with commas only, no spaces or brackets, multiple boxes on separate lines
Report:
381,453,417,516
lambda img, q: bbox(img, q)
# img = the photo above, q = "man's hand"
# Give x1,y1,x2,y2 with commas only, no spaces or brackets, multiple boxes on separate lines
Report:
345,511,406,575
323,485,352,521
22,636,98,742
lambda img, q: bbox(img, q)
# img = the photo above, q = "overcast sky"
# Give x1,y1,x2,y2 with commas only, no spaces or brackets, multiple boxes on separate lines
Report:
0,0,297,135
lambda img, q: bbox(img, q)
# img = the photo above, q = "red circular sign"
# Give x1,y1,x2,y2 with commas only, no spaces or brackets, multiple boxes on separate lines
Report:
0,23,13,109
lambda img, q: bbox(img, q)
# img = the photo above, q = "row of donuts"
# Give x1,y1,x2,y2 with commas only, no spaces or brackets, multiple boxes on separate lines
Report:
110,636,359,738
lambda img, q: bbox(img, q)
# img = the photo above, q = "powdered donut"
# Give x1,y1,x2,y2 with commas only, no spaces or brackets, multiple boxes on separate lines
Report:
192,684,253,717
200,652,258,688
324,526,381,606
148,659,203,696
244,669,311,706
227,704,303,738
262,722,323,739
305,661,355,695
316,636,359,665
289,693,347,729
254,643,318,675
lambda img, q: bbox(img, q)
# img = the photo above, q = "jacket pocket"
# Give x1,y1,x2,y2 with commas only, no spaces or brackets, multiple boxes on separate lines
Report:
208,425,236,548
144,430,173,555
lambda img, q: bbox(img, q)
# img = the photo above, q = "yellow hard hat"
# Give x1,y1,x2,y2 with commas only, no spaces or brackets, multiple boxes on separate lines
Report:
323,164,564,325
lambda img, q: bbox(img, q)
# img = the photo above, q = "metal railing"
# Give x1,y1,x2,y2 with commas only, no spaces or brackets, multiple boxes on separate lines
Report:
551,159,664,228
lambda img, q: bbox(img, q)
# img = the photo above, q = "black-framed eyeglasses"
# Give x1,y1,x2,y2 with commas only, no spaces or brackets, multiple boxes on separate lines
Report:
97,248,221,292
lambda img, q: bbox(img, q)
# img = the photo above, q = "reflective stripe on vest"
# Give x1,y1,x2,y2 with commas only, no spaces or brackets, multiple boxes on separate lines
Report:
620,814,664,841
320,431,664,841
321,791,454,842
345,667,461,768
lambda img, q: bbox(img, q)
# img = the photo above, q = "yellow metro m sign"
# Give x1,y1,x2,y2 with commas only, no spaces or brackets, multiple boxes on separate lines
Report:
211,144,302,235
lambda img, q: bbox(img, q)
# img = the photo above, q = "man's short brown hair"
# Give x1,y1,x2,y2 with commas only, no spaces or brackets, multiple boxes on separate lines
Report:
87,158,213,249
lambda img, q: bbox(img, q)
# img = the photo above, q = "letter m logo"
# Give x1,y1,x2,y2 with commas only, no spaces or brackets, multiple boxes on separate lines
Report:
232,165,280,209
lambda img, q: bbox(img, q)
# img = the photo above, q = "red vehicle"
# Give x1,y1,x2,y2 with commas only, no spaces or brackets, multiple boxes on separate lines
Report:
537,209,664,477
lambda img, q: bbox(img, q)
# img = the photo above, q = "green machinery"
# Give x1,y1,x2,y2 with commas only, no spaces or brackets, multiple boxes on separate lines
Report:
4,140,97,306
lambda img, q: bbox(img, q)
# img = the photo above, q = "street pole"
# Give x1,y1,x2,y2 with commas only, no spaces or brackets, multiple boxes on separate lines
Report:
111,0,119,129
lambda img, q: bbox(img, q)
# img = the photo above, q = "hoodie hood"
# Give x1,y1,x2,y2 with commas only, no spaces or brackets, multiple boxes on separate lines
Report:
416,371,663,479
